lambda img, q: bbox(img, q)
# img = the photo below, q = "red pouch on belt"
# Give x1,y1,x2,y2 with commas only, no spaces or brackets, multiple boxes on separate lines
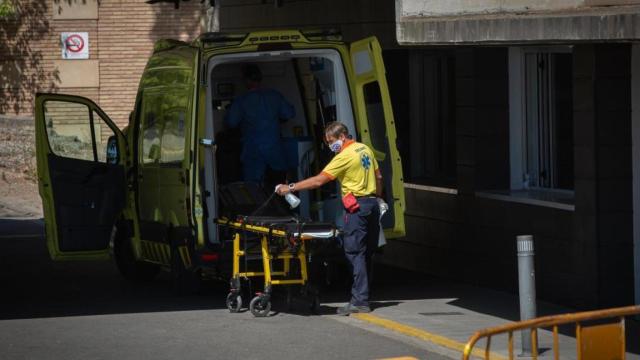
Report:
342,192,360,213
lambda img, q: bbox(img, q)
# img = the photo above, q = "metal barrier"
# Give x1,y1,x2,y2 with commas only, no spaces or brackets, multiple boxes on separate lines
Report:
462,305,640,360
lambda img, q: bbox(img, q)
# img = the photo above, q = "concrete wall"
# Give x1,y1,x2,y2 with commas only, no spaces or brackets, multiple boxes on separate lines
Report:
396,0,640,44
382,188,582,305
399,0,581,18
397,0,640,17
0,0,205,127
382,45,635,309
573,44,635,307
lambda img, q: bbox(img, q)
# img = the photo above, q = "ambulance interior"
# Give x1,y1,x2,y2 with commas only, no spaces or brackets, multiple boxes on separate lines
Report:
204,50,356,243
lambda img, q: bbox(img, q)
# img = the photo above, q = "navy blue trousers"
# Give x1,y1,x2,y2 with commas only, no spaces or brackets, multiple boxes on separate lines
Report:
342,197,380,307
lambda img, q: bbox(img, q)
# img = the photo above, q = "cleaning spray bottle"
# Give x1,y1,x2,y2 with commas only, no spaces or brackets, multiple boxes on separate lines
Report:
275,185,301,209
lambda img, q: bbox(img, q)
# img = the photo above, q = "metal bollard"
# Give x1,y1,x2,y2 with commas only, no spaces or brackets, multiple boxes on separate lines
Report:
517,235,537,356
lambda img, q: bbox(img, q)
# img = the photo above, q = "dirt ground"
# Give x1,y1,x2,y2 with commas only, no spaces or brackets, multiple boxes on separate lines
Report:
0,116,42,219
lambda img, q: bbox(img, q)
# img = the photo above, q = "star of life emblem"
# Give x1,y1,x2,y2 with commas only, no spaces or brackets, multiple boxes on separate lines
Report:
361,153,371,170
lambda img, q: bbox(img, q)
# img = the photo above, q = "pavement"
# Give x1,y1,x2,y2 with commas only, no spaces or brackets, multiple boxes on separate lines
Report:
1,217,639,359
329,262,640,360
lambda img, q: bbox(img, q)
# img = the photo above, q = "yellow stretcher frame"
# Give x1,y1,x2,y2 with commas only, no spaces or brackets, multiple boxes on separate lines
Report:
217,218,322,317
231,231,308,287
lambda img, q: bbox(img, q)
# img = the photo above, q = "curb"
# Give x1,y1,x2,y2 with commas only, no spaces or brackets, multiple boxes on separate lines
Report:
352,313,506,360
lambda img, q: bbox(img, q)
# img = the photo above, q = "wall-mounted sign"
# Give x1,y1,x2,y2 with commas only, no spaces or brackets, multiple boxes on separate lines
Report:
61,32,89,59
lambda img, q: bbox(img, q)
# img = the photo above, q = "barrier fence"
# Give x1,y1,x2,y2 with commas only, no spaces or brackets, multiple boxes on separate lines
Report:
463,305,640,360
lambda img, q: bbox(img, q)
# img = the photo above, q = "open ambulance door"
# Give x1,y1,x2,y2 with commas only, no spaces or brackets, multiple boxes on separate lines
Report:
35,94,127,260
350,37,406,238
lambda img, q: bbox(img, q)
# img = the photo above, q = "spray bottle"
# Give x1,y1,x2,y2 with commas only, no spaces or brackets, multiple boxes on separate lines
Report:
275,185,301,209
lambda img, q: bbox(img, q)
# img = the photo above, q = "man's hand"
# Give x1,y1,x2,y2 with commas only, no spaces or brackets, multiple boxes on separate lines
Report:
275,184,290,196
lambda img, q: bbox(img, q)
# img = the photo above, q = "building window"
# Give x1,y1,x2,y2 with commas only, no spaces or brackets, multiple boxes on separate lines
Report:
510,47,574,192
407,51,456,187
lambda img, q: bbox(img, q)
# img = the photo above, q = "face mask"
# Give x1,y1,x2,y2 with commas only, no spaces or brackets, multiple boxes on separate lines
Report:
329,139,343,153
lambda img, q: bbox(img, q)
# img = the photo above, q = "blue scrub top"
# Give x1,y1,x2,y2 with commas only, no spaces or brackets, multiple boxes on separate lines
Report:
224,88,295,175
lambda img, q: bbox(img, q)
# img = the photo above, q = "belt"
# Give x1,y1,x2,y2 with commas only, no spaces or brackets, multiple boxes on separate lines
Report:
355,194,376,199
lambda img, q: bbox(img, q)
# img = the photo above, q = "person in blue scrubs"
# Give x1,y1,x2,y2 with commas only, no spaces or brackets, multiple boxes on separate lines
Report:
225,64,295,186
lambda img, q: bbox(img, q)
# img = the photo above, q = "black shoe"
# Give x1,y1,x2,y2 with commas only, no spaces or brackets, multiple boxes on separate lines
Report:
336,303,371,316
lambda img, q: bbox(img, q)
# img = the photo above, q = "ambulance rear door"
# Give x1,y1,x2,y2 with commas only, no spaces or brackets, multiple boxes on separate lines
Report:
349,37,406,238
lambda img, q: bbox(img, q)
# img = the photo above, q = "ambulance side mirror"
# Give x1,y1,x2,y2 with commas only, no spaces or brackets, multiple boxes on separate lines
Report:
106,135,119,165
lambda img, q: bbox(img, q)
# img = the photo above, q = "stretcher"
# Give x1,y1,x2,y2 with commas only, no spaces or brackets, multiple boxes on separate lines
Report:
216,214,339,317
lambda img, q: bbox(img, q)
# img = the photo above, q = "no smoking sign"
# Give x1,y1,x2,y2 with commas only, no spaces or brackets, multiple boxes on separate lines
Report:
61,32,89,59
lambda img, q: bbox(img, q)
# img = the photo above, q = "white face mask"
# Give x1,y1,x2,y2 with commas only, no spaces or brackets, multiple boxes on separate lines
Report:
329,139,343,153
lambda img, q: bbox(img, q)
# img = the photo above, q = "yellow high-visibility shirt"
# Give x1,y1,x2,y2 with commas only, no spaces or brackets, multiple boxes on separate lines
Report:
321,140,379,197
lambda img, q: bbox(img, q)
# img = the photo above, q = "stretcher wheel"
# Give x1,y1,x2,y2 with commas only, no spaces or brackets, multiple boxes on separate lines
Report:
285,287,293,312
226,293,242,313
310,295,320,315
305,284,320,315
249,296,271,317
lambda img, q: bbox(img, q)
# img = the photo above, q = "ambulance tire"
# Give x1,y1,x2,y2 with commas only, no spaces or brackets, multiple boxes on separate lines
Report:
171,248,203,295
113,227,160,283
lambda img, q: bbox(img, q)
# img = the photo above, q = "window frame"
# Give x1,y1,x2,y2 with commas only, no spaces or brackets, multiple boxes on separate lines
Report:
42,99,119,164
406,50,457,188
508,46,574,193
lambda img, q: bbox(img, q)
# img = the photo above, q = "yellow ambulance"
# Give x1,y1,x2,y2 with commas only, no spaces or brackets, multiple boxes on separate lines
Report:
35,29,405,289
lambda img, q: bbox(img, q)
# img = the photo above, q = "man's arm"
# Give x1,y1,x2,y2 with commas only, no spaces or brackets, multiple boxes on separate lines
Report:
224,98,242,128
276,173,331,195
375,169,383,198
279,93,295,120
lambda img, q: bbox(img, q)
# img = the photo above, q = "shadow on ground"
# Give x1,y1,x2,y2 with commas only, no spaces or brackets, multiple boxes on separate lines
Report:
0,218,228,320
1,217,638,355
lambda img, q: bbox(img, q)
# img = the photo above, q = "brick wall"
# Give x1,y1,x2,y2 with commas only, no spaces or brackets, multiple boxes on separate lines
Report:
218,0,397,48
0,0,204,128
2,0,393,125
1,2,59,116
97,1,203,128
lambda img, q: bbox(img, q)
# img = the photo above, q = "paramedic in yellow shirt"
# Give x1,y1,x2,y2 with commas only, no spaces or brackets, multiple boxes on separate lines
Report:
276,121,383,315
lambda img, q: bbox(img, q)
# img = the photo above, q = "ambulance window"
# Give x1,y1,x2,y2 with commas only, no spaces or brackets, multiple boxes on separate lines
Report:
140,90,188,165
141,93,162,165
43,100,95,162
160,107,186,164
362,81,387,153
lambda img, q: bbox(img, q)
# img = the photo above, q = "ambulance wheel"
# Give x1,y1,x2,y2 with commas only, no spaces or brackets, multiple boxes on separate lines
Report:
113,226,159,283
226,293,242,313
171,248,202,295
249,296,271,317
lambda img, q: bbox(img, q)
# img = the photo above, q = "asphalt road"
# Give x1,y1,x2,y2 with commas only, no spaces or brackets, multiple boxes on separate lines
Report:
0,218,449,360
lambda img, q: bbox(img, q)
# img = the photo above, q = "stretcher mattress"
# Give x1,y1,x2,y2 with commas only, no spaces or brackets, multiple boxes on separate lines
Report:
236,215,337,239
219,182,338,240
